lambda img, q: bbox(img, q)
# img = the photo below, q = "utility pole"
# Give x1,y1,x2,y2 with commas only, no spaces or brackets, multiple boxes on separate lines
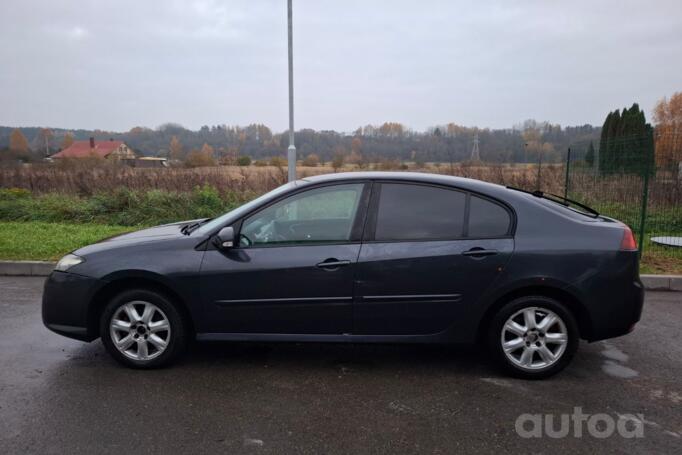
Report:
564,147,571,199
536,147,543,191
286,0,296,182
470,132,480,161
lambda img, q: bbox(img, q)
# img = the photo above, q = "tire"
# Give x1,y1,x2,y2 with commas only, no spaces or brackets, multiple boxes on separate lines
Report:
100,289,187,368
488,296,579,379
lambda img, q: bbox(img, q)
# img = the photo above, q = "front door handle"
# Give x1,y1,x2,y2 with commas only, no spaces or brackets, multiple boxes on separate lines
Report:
316,258,351,270
462,248,499,258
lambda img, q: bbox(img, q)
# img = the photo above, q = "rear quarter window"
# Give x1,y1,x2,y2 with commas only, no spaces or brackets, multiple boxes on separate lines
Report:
468,195,511,237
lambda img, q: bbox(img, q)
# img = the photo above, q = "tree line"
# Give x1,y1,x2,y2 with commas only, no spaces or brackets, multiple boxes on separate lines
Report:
1,121,600,165
4,90,679,170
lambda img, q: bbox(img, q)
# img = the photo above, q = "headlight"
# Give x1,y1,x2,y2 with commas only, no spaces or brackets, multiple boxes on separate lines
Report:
55,254,85,272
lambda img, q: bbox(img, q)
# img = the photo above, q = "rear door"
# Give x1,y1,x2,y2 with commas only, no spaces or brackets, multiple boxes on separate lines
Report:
354,182,514,335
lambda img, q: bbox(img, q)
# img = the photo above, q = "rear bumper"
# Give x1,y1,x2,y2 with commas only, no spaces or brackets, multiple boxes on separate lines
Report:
585,278,645,342
42,271,101,342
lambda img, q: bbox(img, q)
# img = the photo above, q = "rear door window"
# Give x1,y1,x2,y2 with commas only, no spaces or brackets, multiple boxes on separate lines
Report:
374,183,466,241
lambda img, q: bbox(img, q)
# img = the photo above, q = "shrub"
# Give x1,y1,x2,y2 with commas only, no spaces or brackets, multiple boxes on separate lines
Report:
184,148,216,167
237,156,252,166
269,156,287,167
302,154,320,167
191,185,224,218
377,158,401,170
331,153,344,172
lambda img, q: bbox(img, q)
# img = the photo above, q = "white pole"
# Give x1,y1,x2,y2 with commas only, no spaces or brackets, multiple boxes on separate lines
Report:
287,0,296,182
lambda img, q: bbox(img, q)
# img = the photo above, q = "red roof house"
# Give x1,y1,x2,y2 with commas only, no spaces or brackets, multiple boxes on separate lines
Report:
51,137,134,159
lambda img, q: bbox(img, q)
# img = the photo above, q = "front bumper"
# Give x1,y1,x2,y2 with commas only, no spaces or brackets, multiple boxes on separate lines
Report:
42,271,102,341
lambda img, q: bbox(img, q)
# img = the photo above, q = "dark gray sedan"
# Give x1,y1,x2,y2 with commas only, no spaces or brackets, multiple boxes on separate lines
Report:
43,172,643,378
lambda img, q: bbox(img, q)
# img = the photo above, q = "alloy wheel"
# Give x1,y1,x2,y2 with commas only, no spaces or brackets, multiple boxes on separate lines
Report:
109,301,171,361
500,306,568,370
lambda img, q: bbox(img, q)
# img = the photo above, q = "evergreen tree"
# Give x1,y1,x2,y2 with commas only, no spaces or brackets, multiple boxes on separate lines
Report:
606,109,621,173
619,105,634,172
599,112,612,172
599,103,654,175
585,141,595,167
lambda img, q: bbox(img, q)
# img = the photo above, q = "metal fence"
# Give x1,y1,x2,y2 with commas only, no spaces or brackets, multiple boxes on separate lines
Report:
563,132,682,273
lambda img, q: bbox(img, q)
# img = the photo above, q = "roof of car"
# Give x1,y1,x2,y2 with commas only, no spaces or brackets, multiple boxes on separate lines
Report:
300,171,507,194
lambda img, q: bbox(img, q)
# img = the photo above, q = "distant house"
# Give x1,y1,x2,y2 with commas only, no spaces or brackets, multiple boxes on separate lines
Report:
51,137,135,160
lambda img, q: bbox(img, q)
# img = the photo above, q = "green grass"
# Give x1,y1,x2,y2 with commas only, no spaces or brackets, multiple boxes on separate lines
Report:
640,234,682,274
0,186,248,227
0,222,139,261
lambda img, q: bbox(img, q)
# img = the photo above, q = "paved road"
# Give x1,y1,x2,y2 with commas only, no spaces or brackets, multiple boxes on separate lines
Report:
0,277,680,454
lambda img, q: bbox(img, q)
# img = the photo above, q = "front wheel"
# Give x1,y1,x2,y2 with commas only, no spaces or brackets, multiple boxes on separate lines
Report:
100,289,187,368
488,296,579,379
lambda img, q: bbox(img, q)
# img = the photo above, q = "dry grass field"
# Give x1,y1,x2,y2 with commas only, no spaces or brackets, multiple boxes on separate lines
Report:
0,162,564,196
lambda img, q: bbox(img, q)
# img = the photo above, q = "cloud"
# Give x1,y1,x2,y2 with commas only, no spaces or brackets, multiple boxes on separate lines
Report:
0,0,680,132
67,26,88,40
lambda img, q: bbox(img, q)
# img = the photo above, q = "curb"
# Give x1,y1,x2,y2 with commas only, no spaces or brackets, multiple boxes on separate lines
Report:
0,260,680,292
0,260,56,277
640,275,682,292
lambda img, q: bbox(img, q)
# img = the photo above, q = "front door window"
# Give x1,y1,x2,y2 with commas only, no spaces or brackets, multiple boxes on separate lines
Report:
239,184,364,246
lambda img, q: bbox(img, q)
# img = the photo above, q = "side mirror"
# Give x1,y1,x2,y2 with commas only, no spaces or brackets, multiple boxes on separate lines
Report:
216,226,235,249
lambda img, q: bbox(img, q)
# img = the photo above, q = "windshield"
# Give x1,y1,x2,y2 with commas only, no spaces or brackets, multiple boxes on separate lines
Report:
193,181,302,236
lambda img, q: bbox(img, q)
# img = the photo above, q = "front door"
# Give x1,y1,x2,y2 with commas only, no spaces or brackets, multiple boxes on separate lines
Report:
354,183,514,335
200,183,369,334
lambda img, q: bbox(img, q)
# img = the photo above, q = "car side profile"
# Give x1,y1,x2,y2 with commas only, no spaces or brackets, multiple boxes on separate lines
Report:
42,172,644,378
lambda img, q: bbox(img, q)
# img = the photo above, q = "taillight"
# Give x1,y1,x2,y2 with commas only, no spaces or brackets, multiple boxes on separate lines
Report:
620,226,637,251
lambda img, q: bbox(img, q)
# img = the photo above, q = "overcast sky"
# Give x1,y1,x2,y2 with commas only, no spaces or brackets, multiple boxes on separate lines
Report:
1,0,681,132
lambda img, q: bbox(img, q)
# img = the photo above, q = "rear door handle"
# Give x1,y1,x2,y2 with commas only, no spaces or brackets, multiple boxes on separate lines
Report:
316,259,351,269
462,248,499,258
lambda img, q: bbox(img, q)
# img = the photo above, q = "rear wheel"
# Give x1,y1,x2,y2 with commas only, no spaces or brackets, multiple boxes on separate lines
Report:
100,289,187,368
489,296,578,379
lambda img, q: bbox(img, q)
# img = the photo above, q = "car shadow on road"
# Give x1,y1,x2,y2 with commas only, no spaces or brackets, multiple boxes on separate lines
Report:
180,340,491,374
55,337,500,380
54,336,613,382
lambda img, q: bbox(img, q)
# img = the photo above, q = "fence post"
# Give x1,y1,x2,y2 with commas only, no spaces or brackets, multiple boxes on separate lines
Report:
564,147,571,199
637,144,652,259
536,151,542,191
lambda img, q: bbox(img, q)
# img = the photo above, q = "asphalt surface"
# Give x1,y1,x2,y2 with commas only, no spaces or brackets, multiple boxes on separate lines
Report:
0,277,680,454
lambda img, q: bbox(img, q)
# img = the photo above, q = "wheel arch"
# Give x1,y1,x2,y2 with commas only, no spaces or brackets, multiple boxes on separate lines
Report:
476,285,593,343
87,274,196,339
